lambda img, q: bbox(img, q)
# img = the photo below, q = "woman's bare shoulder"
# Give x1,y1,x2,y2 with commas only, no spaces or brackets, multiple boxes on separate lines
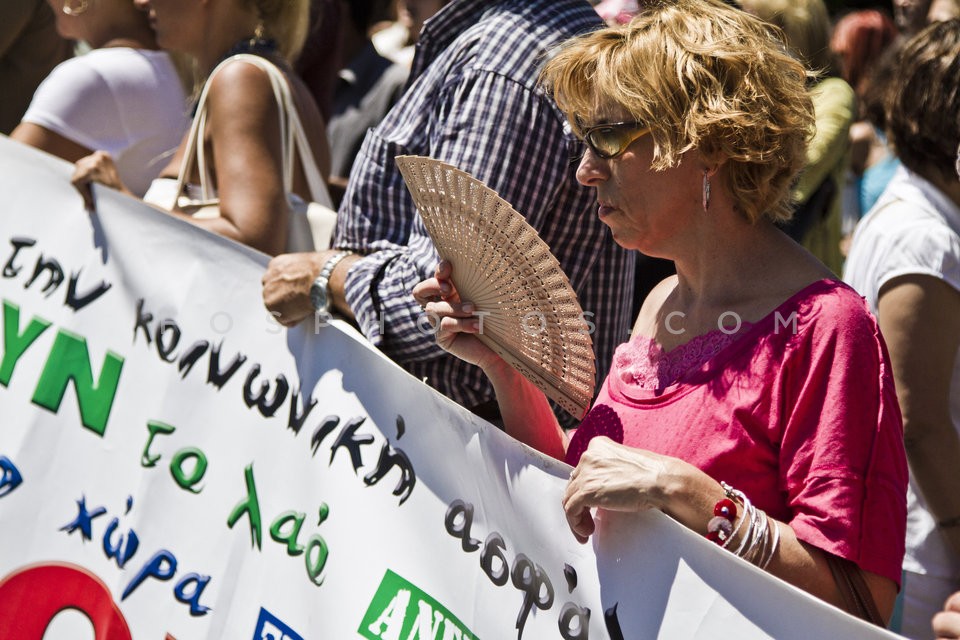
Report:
211,56,281,94
203,59,281,128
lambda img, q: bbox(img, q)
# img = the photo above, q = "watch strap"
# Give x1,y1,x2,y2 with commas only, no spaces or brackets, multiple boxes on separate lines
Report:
311,251,351,313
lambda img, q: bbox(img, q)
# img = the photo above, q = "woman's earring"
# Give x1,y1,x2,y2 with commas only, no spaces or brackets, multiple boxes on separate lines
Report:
954,140,960,182
702,169,711,213
62,0,89,15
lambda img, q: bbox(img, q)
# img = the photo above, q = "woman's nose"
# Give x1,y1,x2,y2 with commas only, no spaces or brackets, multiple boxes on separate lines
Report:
576,148,609,187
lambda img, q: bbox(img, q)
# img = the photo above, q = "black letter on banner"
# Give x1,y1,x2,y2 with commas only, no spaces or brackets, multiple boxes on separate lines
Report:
178,340,210,378
25,255,64,296
3,237,36,278
65,269,112,311
559,602,590,640
480,532,509,586
155,320,182,362
207,342,247,389
604,603,625,640
311,415,340,455
363,444,416,505
243,364,289,417
133,299,153,345
444,500,481,553
288,387,318,435
512,554,554,638
329,417,373,472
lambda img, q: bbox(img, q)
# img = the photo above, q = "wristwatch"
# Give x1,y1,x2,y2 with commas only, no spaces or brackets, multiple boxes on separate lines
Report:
310,251,351,314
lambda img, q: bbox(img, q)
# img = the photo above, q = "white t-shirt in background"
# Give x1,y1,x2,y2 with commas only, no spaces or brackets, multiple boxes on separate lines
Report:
844,165,960,639
22,47,190,196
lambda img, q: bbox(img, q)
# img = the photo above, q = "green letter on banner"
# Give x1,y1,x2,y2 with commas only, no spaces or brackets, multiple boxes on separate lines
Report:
32,329,124,436
0,300,51,386
359,569,478,640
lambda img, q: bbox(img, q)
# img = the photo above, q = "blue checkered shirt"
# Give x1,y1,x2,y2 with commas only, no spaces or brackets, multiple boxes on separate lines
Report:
335,0,635,418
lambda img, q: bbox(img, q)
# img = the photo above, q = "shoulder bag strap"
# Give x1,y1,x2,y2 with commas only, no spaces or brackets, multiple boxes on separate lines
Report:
825,553,885,626
174,53,334,210
256,58,334,208
216,54,334,209
174,58,223,206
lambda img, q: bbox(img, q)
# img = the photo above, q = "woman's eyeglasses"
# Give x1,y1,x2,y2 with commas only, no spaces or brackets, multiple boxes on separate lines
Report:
580,121,652,159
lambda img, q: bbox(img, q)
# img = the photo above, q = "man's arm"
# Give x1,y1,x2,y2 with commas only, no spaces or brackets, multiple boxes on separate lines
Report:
262,249,359,327
339,70,589,364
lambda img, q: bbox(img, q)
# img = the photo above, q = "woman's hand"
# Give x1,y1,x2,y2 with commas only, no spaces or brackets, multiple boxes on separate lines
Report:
934,592,960,639
414,261,567,459
563,436,680,543
413,260,504,371
70,151,131,210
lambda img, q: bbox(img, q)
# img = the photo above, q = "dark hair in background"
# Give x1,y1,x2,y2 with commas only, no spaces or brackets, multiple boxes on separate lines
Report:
295,0,342,120
348,0,394,32
824,0,894,15
858,43,900,130
886,18,960,182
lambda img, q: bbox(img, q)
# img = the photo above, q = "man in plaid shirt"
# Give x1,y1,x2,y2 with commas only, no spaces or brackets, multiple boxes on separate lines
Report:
263,0,635,424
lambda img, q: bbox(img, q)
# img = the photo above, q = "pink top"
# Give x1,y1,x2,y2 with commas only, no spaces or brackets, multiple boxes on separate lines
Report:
566,280,907,584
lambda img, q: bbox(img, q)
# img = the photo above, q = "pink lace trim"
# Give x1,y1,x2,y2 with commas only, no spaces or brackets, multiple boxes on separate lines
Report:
615,323,753,390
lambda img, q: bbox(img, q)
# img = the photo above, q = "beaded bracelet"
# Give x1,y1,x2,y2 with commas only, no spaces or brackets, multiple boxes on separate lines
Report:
706,495,738,545
706,481,780,569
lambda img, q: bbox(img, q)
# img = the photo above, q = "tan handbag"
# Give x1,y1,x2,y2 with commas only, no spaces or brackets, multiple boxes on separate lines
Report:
171,53,336,252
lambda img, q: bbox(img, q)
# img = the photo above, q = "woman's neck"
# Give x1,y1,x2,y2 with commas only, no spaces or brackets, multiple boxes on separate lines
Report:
196,11,263,72
210,34,280,70
99,36,156,50
86,17,159,50
925,169,960,210
671,220,830,311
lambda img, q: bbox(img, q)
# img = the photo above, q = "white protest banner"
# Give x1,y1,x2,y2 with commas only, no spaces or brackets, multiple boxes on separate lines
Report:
0,136,900,639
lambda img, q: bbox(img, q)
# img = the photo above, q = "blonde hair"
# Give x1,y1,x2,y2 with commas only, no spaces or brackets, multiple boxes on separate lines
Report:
246,0,310,62
541,0,814,223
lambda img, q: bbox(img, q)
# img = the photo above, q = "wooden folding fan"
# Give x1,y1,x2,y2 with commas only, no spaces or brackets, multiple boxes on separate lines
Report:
395,155,596,418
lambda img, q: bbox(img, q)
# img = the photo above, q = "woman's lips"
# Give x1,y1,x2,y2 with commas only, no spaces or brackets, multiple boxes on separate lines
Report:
598,204,617,218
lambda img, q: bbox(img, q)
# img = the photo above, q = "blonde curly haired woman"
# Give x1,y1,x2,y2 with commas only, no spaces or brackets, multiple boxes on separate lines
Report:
415,0,907,623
